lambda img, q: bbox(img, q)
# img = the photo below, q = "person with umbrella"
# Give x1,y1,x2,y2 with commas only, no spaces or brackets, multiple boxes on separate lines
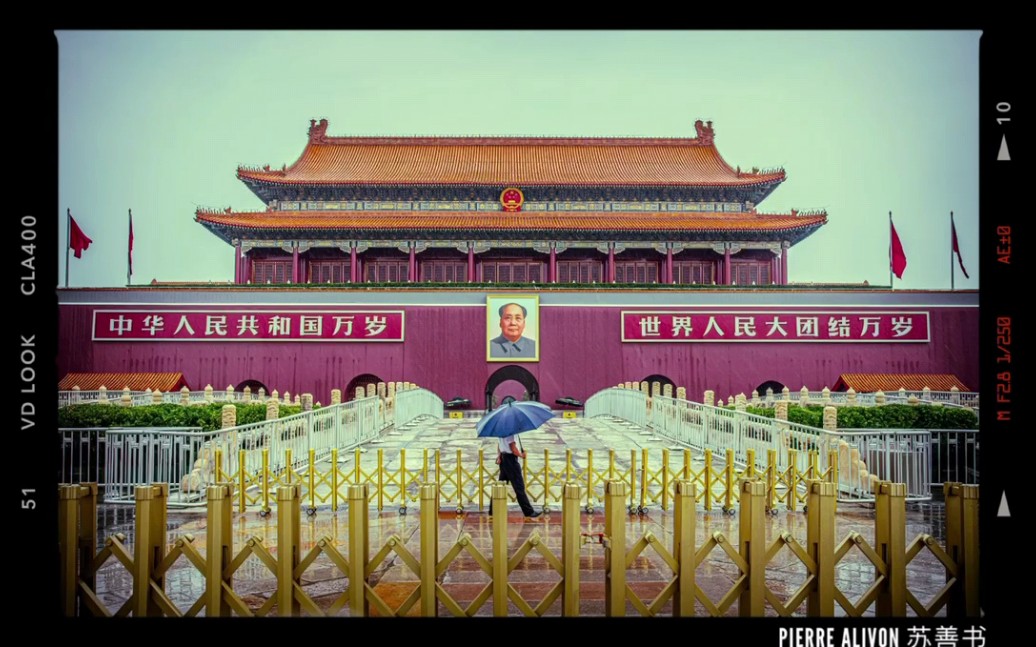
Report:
477,398,555,519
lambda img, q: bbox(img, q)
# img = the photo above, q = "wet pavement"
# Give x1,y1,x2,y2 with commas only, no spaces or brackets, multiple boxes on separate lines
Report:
88,416,953,617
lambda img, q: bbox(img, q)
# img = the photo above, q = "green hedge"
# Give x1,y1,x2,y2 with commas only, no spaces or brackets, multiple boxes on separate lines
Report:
731,404,976,430
58,402,306,432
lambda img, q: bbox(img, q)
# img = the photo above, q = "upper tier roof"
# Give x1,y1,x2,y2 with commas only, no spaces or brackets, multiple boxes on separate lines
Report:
196,208,827,246
237,119,785,190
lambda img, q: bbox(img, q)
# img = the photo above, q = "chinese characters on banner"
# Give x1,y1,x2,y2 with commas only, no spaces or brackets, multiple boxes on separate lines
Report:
621,311,929,342
93,310,405,342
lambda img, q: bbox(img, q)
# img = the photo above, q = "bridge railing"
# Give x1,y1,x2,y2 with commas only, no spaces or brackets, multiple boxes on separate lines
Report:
585,387,648,426
394,388,444,426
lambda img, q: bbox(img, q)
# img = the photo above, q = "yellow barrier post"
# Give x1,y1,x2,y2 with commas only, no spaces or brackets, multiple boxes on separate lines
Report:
945,482,963,616
806,481,836,617
492,483,509,616
308,448,317,511
285,449,293,483
808,451,819,481
377,449,385,512
604,480,627,616
766,449,777,512
423,448,430,484
960,484,980,616
399,448,407,510
565,448,573,484
562,483,582,617
435,450,442,499
673,480,697,617
276,485,301,616
875,481,907,616
331,449,339,512
478,448,485,511
420,483,439,617
261,448,272,514
586,449,594,509
543,449,551,508
348,484,370,616
703,450,713,512
608,449,616,481
215,448,224,484
206,484,233,617
787,449,798,512
354,448,362,484
746,449,756,479
629,450,638,512
641,448,649,512
724,449,735,512
58,485,80,616
133,484,166,616
683,448,692,481
78,483,98,595
456,449,464,509
738,480,765,617
661,448,670,512
238,450,247,512
827,450,839,514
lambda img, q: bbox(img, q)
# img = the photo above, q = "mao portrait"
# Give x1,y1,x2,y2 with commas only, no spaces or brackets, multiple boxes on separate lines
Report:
486,295,539,362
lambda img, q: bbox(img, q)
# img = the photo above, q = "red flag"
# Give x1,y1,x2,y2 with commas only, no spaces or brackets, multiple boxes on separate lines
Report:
890,219,907,279
128,210,134,276
69,213,93,259
951,215,969,279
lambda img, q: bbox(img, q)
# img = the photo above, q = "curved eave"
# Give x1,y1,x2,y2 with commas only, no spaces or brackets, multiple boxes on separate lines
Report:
197,212,825,246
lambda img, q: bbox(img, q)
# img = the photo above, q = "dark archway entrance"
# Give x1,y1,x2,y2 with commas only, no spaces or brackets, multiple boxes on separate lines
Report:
754,380,786,397
346,373,385,400
235,379,270,397
485,365,540,411
641,374,676,393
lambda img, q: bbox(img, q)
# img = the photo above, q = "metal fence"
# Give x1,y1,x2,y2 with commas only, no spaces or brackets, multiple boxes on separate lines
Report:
59,428,110,491
394,388,444,426
586,387,648,426
102,427,208,503
928,429,979,486
68,392,419,505
585,388,933,502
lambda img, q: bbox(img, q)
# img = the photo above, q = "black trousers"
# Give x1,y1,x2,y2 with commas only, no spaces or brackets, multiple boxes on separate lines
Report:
490,453,535,516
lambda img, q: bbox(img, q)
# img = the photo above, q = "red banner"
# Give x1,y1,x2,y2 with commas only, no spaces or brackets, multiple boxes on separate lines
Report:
93,310,404,342
622,311,929,342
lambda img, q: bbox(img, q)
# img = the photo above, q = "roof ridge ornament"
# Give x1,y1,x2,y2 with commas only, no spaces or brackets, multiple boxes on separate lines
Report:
309,118,330,144
694,119,715,145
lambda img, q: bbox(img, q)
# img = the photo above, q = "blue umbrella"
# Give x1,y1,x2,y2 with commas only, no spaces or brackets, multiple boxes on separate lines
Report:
476,400,556,438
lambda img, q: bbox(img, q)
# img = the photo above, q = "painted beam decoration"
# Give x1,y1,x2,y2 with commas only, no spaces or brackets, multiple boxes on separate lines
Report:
93,310,404,342
621,310,929,342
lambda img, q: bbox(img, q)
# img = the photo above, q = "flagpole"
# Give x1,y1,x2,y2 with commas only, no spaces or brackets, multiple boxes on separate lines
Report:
65,209,71,288
127,209,132,287
888,211,893,290
950,211,955,291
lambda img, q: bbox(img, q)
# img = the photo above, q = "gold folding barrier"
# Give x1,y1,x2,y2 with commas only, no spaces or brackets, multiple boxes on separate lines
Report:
59,480,978,617
214,446,844,515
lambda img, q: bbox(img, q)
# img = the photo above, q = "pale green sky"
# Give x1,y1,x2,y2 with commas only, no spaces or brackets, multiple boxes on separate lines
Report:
56,30,980,289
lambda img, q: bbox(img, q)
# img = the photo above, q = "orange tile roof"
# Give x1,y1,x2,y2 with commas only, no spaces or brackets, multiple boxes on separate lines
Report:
833,374,970,393
237,136,785,188
196,209,826,233
59,372,190,392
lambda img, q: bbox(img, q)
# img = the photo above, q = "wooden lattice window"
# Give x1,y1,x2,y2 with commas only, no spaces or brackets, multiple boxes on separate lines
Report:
420,261,468,282
252,260,292,284
731,261,771,286
672,260,716,285
309,260,349,284
365,260,410,283
615,260,660,284
557,260,603,284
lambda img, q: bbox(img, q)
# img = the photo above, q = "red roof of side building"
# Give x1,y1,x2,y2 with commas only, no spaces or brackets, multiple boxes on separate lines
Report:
236,120,785,188
196,209,826,234
833,374,970,393
59,372,191,392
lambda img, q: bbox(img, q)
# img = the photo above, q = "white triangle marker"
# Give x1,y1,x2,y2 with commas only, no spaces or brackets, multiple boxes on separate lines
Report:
999,136,1011,161
998,491,1011,517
